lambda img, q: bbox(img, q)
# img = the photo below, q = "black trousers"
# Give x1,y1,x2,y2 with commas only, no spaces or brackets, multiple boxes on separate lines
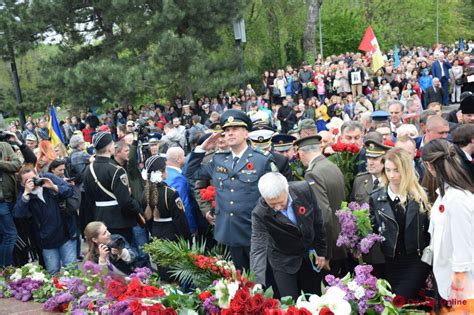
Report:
229,245,250,272
385,253,430,300
273,256,323,300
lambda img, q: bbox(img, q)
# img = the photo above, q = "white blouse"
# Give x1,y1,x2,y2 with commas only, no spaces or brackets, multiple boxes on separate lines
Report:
429,185,474,300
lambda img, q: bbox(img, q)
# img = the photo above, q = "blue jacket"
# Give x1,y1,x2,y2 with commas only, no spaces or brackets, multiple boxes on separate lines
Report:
431,60,451,80
419,75,432,92
13,173,74,249
165,166,198,233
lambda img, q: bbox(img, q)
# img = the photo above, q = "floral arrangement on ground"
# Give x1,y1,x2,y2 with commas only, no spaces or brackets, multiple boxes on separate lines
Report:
0,237,431,314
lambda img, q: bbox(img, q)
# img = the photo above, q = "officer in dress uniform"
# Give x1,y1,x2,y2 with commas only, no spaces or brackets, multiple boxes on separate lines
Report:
185,109,277,271
272,134,301,181
351,139,391,279
248,126,292,179
83,132,142,243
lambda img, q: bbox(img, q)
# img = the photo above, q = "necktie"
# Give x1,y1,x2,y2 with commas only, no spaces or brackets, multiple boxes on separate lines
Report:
373,178,379,187
232,156,239,168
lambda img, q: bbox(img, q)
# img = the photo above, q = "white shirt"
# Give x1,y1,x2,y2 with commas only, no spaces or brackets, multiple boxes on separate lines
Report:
439,61,445,78
429,185,474,300
231,144,248,160
387,185,401,202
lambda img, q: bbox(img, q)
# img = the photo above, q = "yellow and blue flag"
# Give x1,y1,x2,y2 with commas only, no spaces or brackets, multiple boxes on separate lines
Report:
48,104,65,146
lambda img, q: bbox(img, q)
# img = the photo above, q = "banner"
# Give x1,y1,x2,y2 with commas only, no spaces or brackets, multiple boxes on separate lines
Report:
359,26,384,72
48,104,65,146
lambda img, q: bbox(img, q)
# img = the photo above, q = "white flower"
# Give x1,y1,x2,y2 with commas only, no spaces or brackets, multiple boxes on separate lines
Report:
251,283,263,295
30,272,46,282
296,294,325,313
347,280,359,292
322,287,351,315
63,271,69,276
354,286,365,300
226,280,239,300
10,270,22,281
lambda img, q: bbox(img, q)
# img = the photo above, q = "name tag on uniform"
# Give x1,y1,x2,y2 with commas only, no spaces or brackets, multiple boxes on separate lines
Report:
241,170,257,175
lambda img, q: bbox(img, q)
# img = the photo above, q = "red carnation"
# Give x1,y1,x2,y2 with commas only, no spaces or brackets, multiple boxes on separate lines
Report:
53,277,66,290
198,291,212,301
319,307,335,315
246,162,254,170
439,204,445,213
106,279,127,299
350,144,360,154
129,300,143,314
298,308,313,315
298,206,306,215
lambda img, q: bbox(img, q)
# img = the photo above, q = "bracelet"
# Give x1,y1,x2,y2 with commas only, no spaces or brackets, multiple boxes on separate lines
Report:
450,284,464,291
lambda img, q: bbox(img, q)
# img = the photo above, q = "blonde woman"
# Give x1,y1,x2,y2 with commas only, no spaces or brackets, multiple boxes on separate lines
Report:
273,69,287,105
369,147,431,300
54,143,68,159
422,139,474,312
83,221,136,275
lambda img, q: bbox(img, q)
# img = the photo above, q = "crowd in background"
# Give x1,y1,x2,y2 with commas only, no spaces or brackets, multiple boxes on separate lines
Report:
0,42,473,312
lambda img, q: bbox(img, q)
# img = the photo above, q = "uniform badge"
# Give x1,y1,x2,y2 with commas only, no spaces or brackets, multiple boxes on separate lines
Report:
176,198,185,212
120,173,129,186
227,116,234,123
217,166,228,174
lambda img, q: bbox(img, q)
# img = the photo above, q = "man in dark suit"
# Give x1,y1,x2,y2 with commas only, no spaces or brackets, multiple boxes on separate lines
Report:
250,172,327,299
425,78,444,106
430,53,452,105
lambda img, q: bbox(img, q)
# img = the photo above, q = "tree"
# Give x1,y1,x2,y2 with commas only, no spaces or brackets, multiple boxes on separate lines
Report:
303,0,322,63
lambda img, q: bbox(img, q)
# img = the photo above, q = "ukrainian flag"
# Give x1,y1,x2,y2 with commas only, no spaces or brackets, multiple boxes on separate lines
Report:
48,104,65,146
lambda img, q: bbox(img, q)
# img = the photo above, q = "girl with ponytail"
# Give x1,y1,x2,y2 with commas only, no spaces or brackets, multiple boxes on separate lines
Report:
140,156,191,241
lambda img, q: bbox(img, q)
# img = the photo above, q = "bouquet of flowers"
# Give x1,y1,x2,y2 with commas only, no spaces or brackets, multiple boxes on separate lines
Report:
2,263,49,302
200,186,216,210
328,141,362,201
306,82,316,91
296,265,397,315
336,201,384,262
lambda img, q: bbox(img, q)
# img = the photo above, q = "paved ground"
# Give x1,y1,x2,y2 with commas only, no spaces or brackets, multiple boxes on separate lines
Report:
0,299,50,315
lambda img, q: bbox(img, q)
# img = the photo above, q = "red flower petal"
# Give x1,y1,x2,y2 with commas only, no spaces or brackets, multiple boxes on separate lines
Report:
298,206,306,215
246,162,254,170
439,204,445,213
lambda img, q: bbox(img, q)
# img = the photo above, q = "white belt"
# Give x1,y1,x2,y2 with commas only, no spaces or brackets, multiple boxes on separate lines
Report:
95,200,119,207
153,217,173,222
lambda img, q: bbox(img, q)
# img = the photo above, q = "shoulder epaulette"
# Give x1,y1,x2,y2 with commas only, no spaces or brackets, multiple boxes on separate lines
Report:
355,171,370,177
215,150,230,154
253,148,270,156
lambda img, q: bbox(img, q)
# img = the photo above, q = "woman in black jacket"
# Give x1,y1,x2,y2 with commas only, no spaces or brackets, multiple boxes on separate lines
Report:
369,147,431,300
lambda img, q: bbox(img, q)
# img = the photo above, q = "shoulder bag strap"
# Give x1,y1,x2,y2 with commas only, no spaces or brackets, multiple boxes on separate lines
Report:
90,162,117,200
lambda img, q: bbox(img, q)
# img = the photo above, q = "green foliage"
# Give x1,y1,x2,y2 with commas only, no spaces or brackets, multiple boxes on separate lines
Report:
32,282,56,303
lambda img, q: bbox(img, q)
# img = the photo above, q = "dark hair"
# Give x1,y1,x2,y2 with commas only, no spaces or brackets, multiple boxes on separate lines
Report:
422,139,474,196
48,159,67,172
452,124,474,147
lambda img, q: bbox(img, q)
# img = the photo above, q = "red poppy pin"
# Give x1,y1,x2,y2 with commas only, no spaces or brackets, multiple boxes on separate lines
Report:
246,162,254,170
298,206,306,215
439,204,445,213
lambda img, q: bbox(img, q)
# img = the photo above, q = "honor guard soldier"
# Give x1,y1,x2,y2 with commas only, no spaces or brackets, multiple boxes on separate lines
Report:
185,109,277,271
249,126,291,179
83,132,142,243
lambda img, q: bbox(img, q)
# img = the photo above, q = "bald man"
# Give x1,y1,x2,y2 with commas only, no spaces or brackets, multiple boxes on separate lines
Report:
416,115,450,150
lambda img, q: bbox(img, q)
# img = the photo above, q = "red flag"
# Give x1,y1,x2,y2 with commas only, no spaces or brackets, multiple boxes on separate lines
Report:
358,26,379,53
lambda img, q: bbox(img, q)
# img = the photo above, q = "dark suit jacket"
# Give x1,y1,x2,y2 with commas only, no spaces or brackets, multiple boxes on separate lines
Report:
425,86,444,105
271,151,291,179
250,181,327,285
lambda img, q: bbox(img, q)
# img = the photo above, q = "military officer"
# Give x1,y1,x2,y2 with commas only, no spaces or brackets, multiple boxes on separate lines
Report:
351,139,391,204
294,135,347,277
248,126,291,179
83,132,142,243
271,134,303,181
351,139,390,278
185,109,276,271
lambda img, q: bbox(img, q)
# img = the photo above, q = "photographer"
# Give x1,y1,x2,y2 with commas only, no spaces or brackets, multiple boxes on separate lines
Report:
83,221,137,275
0,119,22,268
13,165,76,275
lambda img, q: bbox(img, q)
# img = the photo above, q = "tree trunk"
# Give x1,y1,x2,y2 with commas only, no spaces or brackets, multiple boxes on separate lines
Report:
303,0,322,63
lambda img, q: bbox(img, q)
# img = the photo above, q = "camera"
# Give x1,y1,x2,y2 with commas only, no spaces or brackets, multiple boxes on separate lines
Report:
32,177,45,187
107,238,125,252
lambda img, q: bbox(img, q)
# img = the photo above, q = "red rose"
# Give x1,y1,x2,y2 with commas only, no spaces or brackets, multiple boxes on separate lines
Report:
161,307,178,315
59,303,69,312
439,204,445,213
230,288,250,312
298,206,306,215
246,162,254,170
249,293,265,312
263,298,280,309
129,300,143,314
198,291,212,301
142,285,165,298
285,306,299,315
392,295,405,307
146,303,165,313
264,309,285,315
221,309,233,315
319,307,335,315
350,144,360,154
298,307,313,315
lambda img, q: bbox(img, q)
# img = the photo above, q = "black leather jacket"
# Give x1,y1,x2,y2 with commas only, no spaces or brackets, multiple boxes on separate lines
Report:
369,187,430,258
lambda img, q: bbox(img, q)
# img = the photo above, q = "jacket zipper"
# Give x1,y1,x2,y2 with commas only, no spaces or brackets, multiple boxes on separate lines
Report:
378,210,399,257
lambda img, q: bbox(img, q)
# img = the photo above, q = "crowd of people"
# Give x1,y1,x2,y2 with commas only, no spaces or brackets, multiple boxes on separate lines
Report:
0,43,473,312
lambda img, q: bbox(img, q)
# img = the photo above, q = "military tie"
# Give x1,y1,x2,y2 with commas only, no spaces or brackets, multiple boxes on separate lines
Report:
373,178,379,187
232,156,239,169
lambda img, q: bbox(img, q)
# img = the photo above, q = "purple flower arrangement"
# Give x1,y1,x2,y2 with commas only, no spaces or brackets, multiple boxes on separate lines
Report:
8,278,43,302
336,201,384,261
129,267,152,283
325,264,396,315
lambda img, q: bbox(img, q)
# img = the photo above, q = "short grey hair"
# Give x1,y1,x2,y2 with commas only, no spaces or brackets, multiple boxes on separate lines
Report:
258,172,289,199
69,135,85,149
341,121,364,135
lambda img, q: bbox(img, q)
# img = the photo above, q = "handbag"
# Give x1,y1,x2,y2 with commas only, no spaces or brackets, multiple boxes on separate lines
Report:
455,78,463,86
421,245,433,266
272,87,281,97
